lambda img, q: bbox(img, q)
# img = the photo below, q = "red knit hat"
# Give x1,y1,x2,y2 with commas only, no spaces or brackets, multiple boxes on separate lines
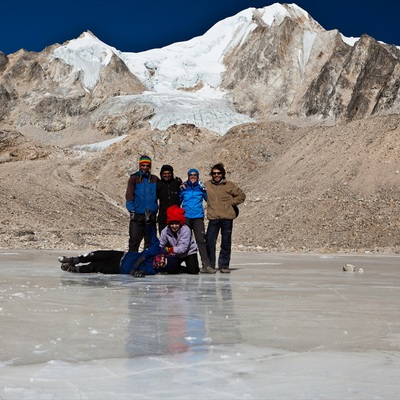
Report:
166,205,186,225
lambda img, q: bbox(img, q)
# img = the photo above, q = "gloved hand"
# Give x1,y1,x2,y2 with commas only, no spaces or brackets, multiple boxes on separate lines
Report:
130,212,135,220
166,246,174,254
145,209,152,224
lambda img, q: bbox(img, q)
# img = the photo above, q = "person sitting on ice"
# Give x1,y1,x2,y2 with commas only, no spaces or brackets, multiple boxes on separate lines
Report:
58,225,179,277
159,205,199,274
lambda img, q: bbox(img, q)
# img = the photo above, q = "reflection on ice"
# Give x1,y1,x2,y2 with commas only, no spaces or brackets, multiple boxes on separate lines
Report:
1,250,399,399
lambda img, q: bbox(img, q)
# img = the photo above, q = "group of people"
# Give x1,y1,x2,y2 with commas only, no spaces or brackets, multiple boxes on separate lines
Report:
59,155,246,277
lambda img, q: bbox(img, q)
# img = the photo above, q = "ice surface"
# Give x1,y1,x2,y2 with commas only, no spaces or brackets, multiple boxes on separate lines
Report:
1,250,399,399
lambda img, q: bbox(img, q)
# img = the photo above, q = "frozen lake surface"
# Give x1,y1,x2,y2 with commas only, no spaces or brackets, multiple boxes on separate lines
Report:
1,250,399,399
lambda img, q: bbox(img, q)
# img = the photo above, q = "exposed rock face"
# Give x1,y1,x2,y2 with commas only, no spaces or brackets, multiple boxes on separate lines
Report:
90,53,146,107
222,9,400,123
223,16,327,117
0,129,55,163
304,35,400,121
0,44,146,132
89,98,155,135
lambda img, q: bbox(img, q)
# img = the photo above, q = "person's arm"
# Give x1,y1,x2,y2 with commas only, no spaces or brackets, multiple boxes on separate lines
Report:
159,227,168,248
125,176,136,212
159,228,174,254
231,183,246,206
179,180,188,204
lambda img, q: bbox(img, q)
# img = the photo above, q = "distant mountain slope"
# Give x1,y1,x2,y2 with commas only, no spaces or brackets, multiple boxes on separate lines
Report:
1,115,399,252
0,3,399,252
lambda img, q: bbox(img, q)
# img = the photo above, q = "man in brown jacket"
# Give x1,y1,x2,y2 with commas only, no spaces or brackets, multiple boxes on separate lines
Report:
204,163,246,273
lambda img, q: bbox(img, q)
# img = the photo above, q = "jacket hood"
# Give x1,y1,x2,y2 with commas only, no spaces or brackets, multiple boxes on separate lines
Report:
160,164,175,180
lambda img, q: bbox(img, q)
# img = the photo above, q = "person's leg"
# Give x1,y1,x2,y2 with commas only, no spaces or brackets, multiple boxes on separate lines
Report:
129,218,144,251
143,215,157,249
184,218,194,230
59,250,122,273
192,218,213,269
206,219,220,269
218,219,233,270
183,253,199,274
160,255,180,274
78,250,124,274
76,250,120,263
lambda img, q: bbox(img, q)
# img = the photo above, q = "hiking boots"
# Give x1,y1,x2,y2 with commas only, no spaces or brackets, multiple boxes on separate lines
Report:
200,266,216,274
60,263,78,273
58,256,80,264
220,268,231,273
58,256,74,264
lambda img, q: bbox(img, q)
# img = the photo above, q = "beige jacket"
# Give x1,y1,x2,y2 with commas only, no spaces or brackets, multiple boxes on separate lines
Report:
205,179,246,220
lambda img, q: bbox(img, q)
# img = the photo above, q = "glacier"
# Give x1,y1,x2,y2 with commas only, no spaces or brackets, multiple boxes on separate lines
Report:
52,3,361,135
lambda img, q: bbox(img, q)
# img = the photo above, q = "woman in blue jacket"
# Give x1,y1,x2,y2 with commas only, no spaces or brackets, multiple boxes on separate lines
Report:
179,169,215,274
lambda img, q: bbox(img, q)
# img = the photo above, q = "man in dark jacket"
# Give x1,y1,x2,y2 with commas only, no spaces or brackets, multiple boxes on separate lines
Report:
156,164,182,234
125,155,159,251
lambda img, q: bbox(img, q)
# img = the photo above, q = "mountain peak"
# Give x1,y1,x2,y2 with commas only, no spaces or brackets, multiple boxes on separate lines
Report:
2,2,399,136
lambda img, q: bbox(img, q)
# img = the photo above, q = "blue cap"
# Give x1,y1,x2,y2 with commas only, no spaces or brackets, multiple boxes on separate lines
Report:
188,168,199,176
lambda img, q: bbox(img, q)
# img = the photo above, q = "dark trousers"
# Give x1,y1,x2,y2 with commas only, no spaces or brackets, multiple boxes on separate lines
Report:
129,215,156,252
206,219,233,269
177,253,199,274
77,250,124,274
185,218,211,268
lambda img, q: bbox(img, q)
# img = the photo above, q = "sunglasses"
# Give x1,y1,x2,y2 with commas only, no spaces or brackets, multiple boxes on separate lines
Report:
189,173,198,176
212,171,222,175
169,221,180,225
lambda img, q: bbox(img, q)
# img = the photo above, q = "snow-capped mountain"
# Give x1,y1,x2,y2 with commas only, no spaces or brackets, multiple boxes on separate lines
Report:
0,3,399,136
54,4,319,93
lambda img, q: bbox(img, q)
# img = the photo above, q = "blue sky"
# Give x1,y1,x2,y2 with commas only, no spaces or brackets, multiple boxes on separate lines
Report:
0,0,398,55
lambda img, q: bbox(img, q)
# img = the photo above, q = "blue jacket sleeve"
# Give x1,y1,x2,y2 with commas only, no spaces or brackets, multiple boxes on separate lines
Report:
126,200,135,212
141,224,161,258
